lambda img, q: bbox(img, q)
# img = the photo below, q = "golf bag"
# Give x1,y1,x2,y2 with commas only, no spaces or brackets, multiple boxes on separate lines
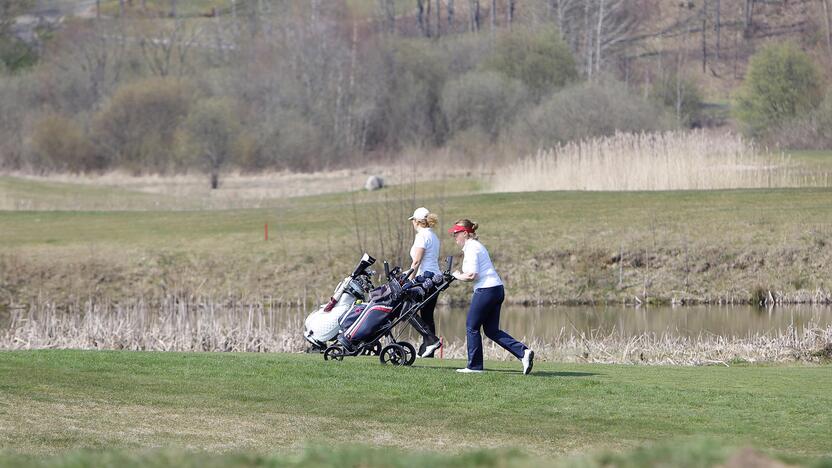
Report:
303,253,376,350
335,270,448,354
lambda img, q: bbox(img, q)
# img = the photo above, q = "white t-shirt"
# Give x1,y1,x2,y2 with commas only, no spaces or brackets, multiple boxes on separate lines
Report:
410,227,441,276
462,238,503,290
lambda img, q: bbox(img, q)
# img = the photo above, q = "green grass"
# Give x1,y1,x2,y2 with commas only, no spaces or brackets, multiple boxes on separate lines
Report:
92,0,415,20
0,350,830,465
345,0,414,18
2,184,832,304
97,0,229,17
788,150,832,167
0,176,182,211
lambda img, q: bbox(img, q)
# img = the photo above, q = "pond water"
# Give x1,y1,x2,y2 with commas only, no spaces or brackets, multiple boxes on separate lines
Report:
407,304,832,343
2,302,830,346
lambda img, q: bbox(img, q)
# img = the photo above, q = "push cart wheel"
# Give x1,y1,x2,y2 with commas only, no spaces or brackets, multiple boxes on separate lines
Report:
324,346,345,361
361,343,381,356
398,341,416,366
370,342,382,356
379,344,406,366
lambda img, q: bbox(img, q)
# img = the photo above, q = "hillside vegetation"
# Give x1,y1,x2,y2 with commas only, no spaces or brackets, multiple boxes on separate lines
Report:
2,1,832,183
2,177,832,306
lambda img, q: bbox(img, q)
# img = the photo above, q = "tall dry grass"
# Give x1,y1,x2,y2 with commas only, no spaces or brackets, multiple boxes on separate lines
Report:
2,298,830,365
491,130,832,192
1,298,308,352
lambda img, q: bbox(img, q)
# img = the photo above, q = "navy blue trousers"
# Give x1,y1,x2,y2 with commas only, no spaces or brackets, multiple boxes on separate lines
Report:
465,285,527,370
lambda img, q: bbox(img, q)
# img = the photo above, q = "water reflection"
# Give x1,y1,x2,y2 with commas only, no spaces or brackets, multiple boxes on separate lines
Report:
2,302,830,346
402,304,832,343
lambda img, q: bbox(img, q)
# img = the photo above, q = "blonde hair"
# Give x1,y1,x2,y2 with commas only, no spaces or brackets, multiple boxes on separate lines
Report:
453,218,479,239
416,213,438,228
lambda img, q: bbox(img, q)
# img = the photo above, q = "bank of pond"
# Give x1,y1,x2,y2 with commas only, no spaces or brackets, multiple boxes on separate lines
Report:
2,300,830,365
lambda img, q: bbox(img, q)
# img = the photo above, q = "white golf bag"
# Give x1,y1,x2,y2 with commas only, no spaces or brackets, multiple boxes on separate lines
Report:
303,254,376,349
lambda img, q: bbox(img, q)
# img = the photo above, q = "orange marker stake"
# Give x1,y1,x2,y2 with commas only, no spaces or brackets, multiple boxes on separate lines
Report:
439,336,444,359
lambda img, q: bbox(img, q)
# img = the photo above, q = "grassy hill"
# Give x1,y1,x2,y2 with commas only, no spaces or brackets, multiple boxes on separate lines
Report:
2,175,832,305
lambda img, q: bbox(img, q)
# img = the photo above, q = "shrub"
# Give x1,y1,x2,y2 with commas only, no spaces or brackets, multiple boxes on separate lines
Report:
92,77,195,173
0,74,34,169
766,91,832,149
362,39,450,149
0,36,37,72
516,81,671,148
181,98,241,189
650,73,703,128
27,114,99,172
0,1,37,72
233,108,326,173
483,27,578,101
735,42,822,136
441,71,527,141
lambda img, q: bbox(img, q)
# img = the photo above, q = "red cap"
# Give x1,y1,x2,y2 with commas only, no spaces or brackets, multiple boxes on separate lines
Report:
448,224,473,235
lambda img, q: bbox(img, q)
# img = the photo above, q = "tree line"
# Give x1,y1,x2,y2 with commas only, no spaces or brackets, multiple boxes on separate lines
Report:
0,1,830,186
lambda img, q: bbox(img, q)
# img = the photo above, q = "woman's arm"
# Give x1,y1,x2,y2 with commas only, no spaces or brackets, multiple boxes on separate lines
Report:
409,247,425,279
455,242,480,282
452,270,477,282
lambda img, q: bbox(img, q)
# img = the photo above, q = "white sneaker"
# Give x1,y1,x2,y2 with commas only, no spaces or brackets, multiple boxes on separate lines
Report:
456,368,484,373
419,338,442,358
522,349,534,375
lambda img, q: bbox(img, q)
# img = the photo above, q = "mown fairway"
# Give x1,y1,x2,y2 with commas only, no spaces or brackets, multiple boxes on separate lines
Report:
0,350,830,465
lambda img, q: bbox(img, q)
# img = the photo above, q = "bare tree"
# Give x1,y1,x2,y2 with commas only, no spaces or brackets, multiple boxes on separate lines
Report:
701,1,707,73
137,17,202,77
491,0,497,34
447,0,455,29
417,0,431,37
469,0,480,32
544,0,640,80
379,0,396,33
184,98,240,189
46,21,128,109
715,0,721,59
822,0,832,55
435,0,441,37
744,0,755,38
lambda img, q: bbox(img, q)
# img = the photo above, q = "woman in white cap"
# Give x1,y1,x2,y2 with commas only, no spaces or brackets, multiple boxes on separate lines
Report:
408,207,443,358
449,218,534,374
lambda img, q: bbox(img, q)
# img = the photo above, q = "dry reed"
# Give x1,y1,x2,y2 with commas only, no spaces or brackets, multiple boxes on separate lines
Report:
491,130,832,192
0,298,308,353
3,298,830,366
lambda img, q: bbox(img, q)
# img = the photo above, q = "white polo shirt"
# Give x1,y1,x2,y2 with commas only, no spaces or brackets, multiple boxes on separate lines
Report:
411,227,441,276
462,238,503,290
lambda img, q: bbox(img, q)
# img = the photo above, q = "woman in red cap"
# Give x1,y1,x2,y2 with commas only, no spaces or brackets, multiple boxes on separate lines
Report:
449,219,534,374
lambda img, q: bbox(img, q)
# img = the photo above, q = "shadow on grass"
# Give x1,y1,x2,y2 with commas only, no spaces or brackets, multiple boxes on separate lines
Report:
414,365,599,378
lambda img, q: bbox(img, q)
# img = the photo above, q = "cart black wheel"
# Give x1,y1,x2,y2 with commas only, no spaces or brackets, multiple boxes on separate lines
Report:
324,346,344,361
398,341,416,366
379,344,405,366
370,342,382,356
361,343,381,356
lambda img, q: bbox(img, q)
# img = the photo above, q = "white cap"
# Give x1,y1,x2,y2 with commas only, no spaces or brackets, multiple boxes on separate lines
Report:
408,207,430,221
